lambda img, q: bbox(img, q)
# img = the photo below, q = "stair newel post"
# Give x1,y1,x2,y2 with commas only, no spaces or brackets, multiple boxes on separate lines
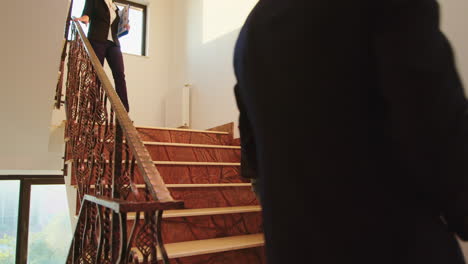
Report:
112,121,124,263
55,0,74,110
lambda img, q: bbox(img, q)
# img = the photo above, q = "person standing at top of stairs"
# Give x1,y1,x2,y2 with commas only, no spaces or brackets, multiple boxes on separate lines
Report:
74,0,131,112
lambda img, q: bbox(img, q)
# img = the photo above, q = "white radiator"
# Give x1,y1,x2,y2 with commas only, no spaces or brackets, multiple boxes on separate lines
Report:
165,84,191,128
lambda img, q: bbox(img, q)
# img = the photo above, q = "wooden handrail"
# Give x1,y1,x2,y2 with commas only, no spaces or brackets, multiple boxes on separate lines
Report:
83,194,184,213
55,0,74,109
71,19,174,202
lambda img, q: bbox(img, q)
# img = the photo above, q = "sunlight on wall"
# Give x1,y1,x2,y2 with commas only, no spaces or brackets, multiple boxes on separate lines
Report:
202,0,258,43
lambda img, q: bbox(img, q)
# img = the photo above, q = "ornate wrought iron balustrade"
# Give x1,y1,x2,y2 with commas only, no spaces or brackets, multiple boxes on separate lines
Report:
67,195,183,263
57,19,183,264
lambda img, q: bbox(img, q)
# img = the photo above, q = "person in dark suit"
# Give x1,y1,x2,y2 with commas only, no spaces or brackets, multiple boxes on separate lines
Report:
74,0,130,111
234,0,468,263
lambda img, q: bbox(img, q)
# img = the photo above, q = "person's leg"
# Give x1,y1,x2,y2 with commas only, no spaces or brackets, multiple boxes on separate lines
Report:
105,42,130,112
89,40,106,65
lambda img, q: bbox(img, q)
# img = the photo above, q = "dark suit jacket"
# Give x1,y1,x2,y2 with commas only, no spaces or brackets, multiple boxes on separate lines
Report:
82,0,120,46
234,0,468,263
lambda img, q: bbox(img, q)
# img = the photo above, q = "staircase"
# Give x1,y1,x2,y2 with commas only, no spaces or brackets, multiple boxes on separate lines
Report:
135,126,264,263
57,7,264,263
68,125,265,263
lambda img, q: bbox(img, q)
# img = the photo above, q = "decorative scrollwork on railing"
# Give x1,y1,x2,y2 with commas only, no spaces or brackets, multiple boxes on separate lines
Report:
61,19,184,264
65,19,175,203
65,23,142,202
66,196,183,264
66,27,114,200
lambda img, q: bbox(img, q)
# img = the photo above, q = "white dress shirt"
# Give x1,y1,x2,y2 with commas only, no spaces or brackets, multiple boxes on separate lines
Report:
104,0,117,42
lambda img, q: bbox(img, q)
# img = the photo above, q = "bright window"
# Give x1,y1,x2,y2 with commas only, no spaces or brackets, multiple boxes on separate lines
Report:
0,181,20,264
0,175,70,263
27,185,71,264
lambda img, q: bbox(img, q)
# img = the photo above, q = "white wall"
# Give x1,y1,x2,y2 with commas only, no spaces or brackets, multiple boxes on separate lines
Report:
170,0,258,135
169,0,468,136
441,0,468,94
0,0,174,171
0,0,466,173
0,0,69,171
0,0,254,172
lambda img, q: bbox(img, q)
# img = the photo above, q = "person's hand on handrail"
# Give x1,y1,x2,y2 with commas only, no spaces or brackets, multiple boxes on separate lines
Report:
74,15,90,24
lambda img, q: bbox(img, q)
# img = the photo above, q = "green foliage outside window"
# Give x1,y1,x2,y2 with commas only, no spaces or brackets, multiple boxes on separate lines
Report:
0,234,15,264
27,210,71,263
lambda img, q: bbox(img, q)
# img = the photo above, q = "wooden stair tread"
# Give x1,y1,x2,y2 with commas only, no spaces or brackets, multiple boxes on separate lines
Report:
77,139,239,149
135,233,264,261
165,183,251,188
136,126,229,135
72,183,252,189
71,159,240,166
127,205,261,219
143,141,240,149
164,206,261,218
75,206,261,220
154,161,240,166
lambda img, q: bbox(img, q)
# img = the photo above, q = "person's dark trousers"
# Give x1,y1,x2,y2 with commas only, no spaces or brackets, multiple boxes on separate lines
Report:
90,39,130,112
